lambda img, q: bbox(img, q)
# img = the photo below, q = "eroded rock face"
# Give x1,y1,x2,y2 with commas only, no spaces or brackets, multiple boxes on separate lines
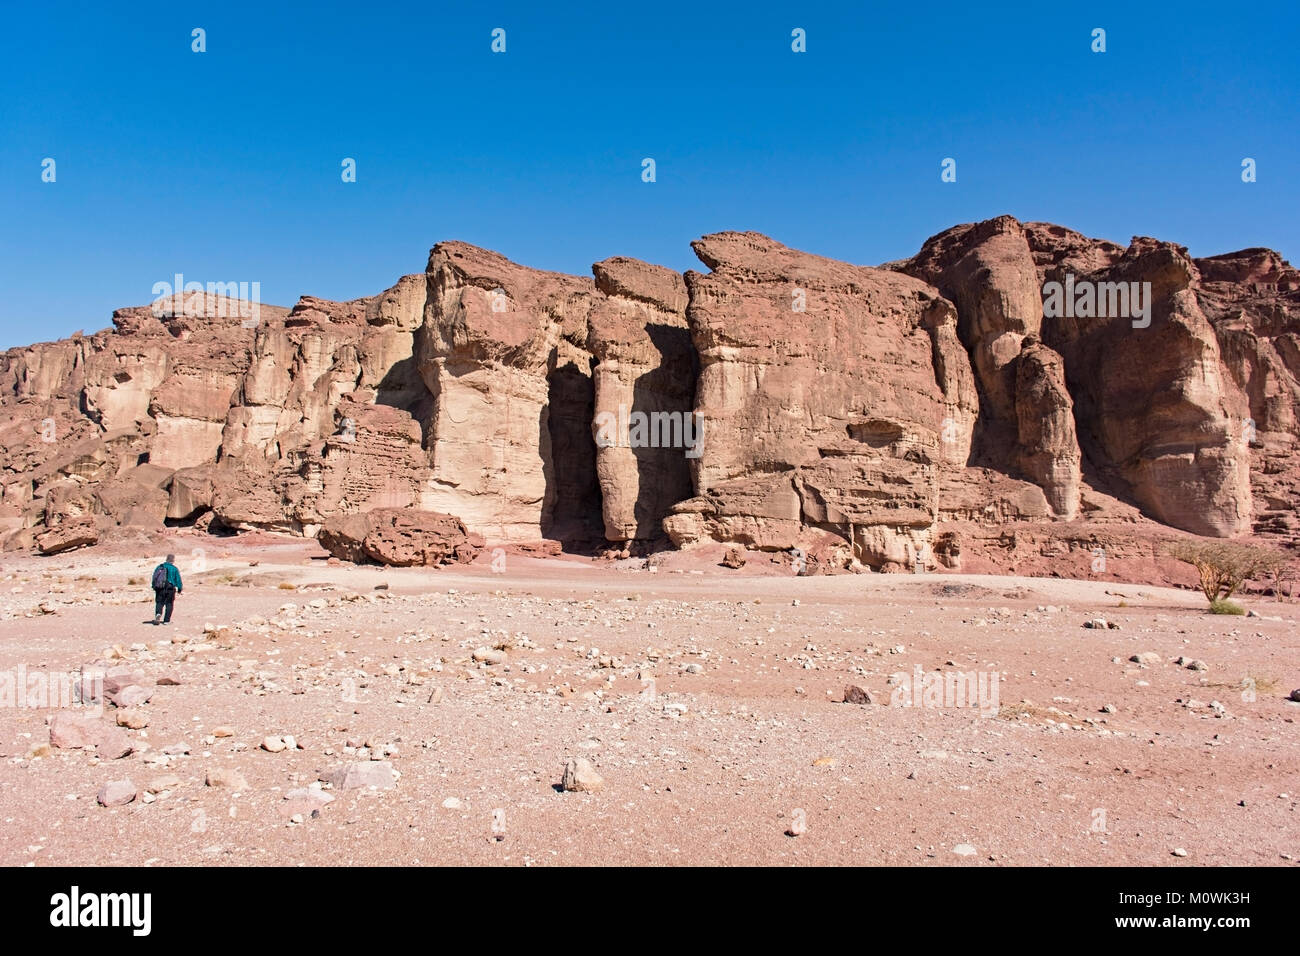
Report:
1026,229,1254,536
416,242,601,544
317,508,482,567
897,217,1082,518
1014,343,1081,519
1,220,1292,569
588,257,695,542
664,231,977,568
1192,247,1300,542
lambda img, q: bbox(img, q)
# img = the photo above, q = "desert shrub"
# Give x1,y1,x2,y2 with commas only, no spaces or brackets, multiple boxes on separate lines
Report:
1208,598,1245,615
1164,540,1280,608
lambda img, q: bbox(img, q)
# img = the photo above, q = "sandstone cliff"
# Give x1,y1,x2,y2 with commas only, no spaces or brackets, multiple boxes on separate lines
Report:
2,217,1295,574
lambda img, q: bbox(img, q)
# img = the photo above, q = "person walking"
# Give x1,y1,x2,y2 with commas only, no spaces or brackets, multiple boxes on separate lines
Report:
150,553,183,625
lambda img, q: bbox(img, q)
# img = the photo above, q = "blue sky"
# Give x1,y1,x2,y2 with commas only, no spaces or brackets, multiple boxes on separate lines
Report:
1,1,1296,348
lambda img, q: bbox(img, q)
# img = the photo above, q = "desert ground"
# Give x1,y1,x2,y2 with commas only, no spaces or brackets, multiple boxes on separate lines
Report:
1,531,1296,867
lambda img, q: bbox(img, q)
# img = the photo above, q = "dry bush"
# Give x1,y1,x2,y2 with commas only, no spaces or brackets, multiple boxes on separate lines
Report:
1164,540,1282,606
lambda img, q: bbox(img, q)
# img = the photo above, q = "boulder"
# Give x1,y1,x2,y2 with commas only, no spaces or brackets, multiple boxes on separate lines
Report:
317,508,483,567
35,516,98,554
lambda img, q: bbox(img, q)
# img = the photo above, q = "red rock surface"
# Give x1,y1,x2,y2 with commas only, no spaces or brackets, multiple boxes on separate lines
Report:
2,219,1296,583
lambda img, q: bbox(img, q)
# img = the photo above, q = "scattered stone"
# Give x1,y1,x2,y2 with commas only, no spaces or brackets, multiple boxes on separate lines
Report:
721,547,746,569
472,647,505,665
48,713,133,759
155,675,181,686
115,710,148,730
261,736,287,753
1130,652,1162,665
326,761,397,790
282,785,334,818
1185,659,1209,672
952,843,977,857
561,757,604,793
442,797,463,810
212,726,234,738
1100,704,1117,714
108,685,153,708
146,775,182,794
843,684,874,705
1172,847,1188,857
206,768,250,790
96,780,136,807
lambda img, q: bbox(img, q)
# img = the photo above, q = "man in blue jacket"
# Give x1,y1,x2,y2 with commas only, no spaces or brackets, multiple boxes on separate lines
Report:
151,553,183,625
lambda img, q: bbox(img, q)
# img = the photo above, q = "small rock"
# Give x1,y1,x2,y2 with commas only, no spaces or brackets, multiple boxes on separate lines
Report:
155,675,182,686
1129,652,1161,666
1185,659,1209,672
1100,704,1116,714
49,713,132,759
261,736,286,753
1172,847,1188,857
326,761,396,790
472,647,505,665
97,780,137,807
442,797,463,810
952,843,977,857
561,757,604,793
115,710,148,730
1288,689,1300,703
282,785,334,818
843,684,874,705
146,775,182,794
108,684,154,708
1083,619,1108,629
205,768,250,790
212,726,234,738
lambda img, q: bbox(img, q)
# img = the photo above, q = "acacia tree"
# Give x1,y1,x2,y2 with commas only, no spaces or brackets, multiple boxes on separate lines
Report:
1164,540,1277,606
1257,549,1298,602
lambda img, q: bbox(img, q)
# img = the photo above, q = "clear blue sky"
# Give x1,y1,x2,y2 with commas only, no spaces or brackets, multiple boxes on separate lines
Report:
1,1,1296,348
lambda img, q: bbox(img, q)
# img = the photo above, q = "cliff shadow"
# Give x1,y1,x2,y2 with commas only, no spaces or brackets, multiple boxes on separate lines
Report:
629,322,698,547
540,352,605,552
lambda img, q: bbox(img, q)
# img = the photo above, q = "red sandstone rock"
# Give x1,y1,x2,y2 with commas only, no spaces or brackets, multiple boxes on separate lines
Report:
318,508,483,567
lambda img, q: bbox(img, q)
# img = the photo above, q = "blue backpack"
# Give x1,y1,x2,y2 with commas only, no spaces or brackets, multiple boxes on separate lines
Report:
151,565,168,590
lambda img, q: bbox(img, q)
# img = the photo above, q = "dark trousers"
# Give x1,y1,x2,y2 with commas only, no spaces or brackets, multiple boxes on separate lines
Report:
154,587,176,623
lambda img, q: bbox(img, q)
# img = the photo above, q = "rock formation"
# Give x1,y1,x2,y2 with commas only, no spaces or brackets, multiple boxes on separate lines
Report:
2,216,1295,573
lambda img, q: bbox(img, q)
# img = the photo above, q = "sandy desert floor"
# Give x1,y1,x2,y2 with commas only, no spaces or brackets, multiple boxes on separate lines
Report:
1,531,1297,867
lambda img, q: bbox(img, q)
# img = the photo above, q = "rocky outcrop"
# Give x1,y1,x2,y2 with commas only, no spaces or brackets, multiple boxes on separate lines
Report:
1013,342,1081,519
1025,227,1254,536
416,242,603,544
898,217,1082,518
1192,247,1300,543
663,231,976,569
588,257,695,543
317,508,482,566
2,218,1294,574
